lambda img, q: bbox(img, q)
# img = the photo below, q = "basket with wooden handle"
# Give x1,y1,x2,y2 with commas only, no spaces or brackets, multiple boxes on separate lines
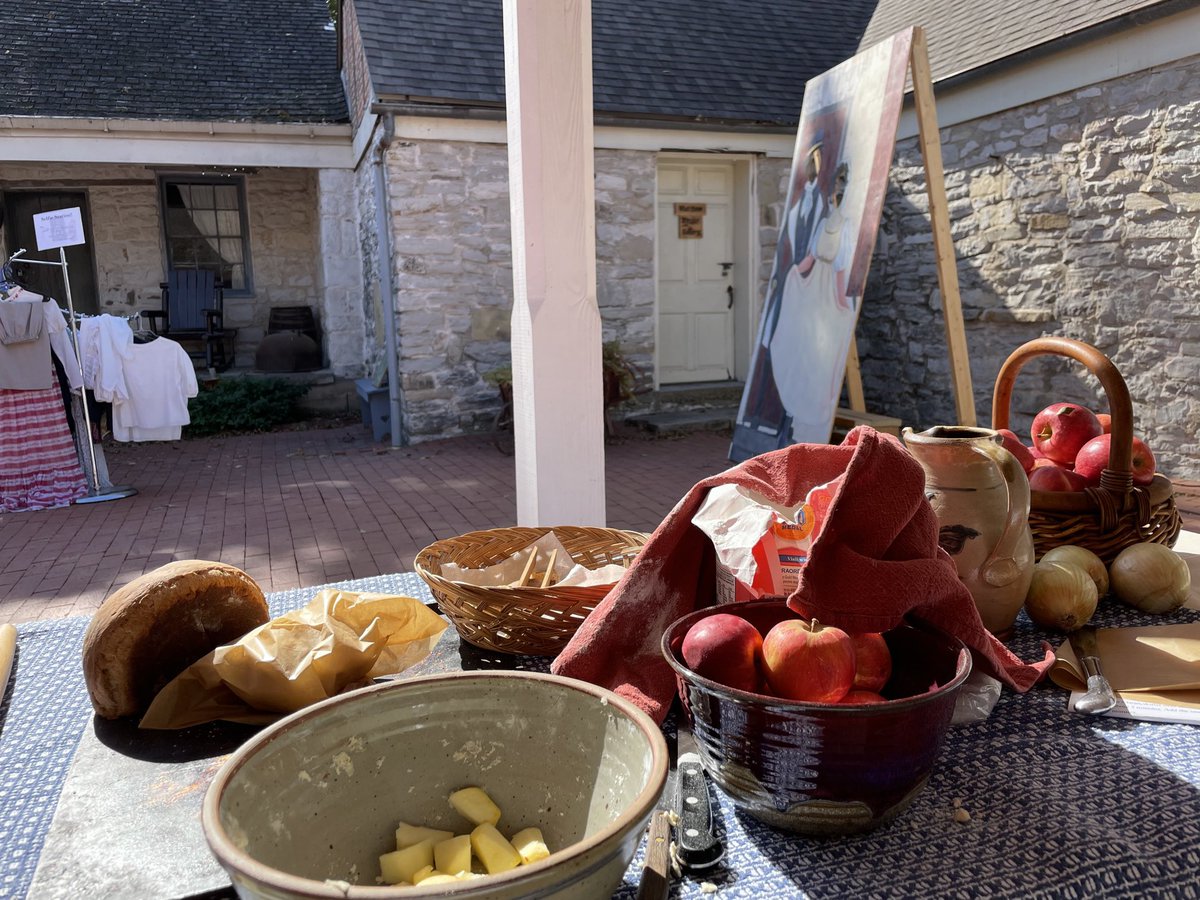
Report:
414,525,648,656
992,336,1181,564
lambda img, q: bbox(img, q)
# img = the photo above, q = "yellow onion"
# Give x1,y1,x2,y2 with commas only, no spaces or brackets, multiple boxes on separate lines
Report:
1024,561,1098,632
1109,543,1191,614
1040,545,1109,597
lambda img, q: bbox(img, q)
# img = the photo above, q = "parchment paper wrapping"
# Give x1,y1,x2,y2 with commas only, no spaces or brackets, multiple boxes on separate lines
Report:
1051,623,1200,714
439,531,627,588
140,590,448,729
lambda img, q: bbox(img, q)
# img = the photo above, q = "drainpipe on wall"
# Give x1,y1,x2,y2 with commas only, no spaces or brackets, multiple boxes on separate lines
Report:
372,113,404,448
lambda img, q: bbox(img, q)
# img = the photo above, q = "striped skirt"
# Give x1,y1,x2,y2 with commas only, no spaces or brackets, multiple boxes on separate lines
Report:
0,384,89,512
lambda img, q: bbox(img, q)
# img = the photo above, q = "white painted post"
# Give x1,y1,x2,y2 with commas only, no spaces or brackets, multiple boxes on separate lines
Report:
502,0,607,526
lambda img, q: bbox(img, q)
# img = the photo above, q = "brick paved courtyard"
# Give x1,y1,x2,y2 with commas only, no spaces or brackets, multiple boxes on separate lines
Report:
0,424,733,623
2,422,1196,625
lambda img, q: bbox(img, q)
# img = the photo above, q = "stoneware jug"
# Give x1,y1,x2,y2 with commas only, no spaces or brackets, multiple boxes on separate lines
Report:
901,425,1035,637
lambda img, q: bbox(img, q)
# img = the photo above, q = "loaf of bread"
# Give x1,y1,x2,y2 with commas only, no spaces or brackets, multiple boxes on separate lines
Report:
82,560,269,719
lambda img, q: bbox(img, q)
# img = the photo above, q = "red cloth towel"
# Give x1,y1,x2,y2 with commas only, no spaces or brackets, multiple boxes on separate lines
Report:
552,426,1054,723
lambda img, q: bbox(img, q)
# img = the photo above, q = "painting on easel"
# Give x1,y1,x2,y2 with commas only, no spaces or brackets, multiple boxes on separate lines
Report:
731,29,914,462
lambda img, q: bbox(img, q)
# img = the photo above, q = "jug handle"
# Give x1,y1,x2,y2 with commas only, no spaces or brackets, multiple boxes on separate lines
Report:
971,440,1030,588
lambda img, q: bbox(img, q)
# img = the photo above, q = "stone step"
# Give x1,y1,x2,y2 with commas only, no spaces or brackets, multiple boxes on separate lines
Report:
624,405,739,436
630,380,745,414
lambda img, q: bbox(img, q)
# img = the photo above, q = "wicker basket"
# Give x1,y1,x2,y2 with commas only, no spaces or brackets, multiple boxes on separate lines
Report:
414,525,648,656
992,336,1181,564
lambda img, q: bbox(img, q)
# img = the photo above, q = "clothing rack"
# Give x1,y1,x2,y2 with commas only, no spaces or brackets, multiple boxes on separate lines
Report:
4,249,136,504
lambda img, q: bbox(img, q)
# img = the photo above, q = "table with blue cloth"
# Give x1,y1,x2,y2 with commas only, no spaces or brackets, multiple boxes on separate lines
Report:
3,563,1200,900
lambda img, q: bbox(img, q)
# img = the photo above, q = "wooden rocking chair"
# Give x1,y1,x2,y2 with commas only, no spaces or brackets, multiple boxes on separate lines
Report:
145,269,235,371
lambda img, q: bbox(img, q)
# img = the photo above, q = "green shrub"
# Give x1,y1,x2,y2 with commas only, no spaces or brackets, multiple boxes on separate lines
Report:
186,378,310,437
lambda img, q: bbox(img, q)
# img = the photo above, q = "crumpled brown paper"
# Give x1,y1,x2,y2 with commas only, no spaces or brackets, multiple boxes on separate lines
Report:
1051,623,1200,716
140,590,448,729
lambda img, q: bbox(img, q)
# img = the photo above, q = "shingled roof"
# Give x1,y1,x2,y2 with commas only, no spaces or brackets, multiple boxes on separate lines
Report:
1,0,347,124
353,0,881,128
859,0,1186,85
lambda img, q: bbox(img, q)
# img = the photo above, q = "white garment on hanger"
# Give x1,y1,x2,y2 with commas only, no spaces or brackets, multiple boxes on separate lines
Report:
79,315,134,402
41,301,83,390
4,295,84,390
111,337,198,442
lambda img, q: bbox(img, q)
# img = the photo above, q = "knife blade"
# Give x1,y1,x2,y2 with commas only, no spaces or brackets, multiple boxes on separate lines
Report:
674,719,724,871
635,727,677,900
1069,626,1117,715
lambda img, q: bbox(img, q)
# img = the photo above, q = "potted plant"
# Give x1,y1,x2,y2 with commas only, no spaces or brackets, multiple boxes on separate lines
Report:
483,342,640,411
601,341,639,408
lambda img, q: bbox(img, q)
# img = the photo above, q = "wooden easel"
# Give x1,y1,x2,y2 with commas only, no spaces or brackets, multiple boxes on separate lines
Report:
840,26,976,432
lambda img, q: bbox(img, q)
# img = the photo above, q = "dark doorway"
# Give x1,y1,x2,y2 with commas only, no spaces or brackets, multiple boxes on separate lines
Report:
3,191,100,314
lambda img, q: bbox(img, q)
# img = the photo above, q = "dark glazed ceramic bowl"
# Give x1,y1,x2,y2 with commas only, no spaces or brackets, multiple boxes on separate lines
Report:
662,600,971,836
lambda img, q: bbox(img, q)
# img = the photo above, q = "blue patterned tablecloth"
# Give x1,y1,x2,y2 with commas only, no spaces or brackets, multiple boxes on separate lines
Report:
3,572,1200,900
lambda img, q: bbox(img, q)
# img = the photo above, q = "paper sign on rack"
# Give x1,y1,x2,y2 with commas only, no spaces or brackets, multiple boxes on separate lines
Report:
33,207,86,251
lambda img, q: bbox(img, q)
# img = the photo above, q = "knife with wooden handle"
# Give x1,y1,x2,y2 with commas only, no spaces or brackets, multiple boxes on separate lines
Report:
1069,626,1117,715
635,728,677,900
0,624,15,701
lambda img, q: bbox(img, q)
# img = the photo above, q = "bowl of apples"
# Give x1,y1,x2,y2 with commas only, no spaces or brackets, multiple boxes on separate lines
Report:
661,600,971,836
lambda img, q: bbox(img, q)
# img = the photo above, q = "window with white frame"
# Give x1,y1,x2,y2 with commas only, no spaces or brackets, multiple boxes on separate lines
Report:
159,175,252,294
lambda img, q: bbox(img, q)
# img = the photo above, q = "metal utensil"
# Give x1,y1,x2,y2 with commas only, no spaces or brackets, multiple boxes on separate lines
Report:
1070,626,1117,715
674,723,724,872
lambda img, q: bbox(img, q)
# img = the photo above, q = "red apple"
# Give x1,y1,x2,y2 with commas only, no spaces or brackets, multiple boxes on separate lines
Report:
761,618,855,703
1074,433,1156,486
1031,456,1058,470
1029,445,1045,459
682,614,764,693
849,632,892,692
1096,413,1112,434
1031,402,1103,465
996,429,1035,475
1028,463,1089,492
838,689,887,705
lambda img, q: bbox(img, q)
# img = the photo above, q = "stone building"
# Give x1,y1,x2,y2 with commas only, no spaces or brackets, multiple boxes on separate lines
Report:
3,0,1198,479
851,0,1200,479
341,0,875,440
0,0,360,379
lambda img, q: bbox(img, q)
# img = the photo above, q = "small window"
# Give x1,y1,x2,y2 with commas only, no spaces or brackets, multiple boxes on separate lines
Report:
159,176,252,294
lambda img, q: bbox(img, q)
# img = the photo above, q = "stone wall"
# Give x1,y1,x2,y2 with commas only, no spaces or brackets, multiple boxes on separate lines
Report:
239,169,324,363
340,0,374,130
382,139,657,440
0,162,325,369
354,143,387,385
857,54,1200,480
316,168,366,377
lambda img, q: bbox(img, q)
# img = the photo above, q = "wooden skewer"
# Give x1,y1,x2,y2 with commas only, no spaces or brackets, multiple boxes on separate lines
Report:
518,549,538,587
539,548,558,588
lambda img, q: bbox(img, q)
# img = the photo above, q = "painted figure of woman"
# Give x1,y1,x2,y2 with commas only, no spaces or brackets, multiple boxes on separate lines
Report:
768,161,855,444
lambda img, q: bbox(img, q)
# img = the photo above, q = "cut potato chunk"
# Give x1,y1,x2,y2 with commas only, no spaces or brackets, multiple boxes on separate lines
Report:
420,874,463,885
411,865,436,885
434,834,472,876
470,823,521,875
510,826,551,865
379,839,434,885
395,822,454,849
449,786,502,826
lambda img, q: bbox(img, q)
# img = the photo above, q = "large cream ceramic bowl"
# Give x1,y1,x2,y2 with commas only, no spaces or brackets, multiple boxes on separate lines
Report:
202,671,668,899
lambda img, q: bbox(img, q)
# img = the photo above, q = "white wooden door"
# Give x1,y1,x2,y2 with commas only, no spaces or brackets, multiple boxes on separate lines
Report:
657,162,735,384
